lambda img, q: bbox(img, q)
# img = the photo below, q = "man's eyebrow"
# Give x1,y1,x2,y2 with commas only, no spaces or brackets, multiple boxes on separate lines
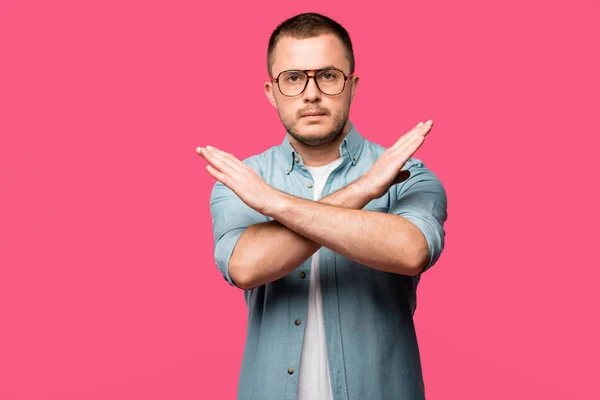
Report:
285,65,340,71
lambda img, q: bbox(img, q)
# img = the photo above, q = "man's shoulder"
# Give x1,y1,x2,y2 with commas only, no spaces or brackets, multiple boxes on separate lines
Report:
359,138,445,195
396,156,447,204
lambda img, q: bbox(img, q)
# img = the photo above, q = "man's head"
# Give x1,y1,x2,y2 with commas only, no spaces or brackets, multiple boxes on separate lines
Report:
264,13,359,147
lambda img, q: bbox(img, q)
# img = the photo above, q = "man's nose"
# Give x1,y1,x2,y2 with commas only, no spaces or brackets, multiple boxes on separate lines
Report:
302,76,321,102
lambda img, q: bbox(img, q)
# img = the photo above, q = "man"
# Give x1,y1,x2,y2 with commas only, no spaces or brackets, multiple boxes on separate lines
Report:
197,12,447,400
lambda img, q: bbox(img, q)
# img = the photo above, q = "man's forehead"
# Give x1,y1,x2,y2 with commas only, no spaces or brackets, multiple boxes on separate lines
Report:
271,34,349,74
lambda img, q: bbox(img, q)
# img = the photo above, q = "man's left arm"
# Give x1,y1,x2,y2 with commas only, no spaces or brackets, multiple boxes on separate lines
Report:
267,162,447,276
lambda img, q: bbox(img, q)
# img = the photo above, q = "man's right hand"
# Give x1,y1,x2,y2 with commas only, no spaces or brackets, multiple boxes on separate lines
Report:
359,120,434,199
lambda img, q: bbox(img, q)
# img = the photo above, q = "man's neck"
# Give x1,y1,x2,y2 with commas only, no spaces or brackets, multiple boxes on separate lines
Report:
288,120,351,167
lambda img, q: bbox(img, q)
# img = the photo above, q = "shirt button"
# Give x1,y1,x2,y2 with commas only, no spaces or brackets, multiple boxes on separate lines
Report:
295,157,299,163
306,183,313,188
299,272,306,279
352,156,356,161
295,319,302,326
288,367,295,375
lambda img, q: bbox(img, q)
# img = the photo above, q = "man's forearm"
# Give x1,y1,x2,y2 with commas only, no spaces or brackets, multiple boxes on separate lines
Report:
229,178,374,289
266,190,430,277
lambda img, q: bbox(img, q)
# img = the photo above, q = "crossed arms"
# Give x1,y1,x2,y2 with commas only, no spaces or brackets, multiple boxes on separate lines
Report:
200,121,447,289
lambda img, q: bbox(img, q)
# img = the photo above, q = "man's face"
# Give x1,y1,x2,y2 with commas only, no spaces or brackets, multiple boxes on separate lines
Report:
265,34,358,147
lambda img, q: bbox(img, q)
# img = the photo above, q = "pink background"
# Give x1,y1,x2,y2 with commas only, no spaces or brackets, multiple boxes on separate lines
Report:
1,1,599,399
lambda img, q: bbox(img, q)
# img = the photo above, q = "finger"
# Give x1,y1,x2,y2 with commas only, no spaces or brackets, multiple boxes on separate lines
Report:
202,146,240,172
420,119,433,137
415,119,433,138
205,146,247,173
393,119,433,153
207,146,239,161
197,146,233,174
394,121,424,145
396,134,426,162
206,164,231,186
391,120,432,150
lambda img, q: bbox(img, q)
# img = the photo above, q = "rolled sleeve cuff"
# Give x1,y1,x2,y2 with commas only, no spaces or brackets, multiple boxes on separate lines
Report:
214,227,246,288
400,211,445,273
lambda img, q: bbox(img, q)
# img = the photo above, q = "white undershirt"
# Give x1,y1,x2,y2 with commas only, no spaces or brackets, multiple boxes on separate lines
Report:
297,157,344,400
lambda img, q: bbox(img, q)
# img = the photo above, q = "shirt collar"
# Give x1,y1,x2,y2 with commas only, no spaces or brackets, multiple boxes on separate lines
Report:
278,121,365,174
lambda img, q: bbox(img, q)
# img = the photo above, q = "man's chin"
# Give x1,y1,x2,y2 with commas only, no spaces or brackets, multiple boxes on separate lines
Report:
298,124,327,135
298,118,326,129
289,126,341,146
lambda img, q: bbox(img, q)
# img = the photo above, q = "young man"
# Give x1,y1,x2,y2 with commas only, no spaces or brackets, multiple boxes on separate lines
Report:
197,12,448,400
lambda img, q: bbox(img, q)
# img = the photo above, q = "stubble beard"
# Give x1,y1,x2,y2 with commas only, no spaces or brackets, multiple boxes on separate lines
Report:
279,103,350,147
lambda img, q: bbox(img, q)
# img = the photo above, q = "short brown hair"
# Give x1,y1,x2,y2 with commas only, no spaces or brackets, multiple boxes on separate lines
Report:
267,12,355,78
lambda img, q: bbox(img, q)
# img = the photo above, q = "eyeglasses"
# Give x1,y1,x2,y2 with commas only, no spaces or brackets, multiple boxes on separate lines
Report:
271,68,354,97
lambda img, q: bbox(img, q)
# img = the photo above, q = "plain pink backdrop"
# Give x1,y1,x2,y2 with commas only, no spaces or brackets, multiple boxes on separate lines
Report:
1,1,599,399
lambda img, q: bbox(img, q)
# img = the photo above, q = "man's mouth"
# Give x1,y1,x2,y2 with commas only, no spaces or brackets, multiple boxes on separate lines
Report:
301,111,326,118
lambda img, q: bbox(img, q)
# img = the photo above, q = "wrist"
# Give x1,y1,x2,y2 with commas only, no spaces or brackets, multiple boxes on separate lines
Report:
262,189,289,218
354,174,378,202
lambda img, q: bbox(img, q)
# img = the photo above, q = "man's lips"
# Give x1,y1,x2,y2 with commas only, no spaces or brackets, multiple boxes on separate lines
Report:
300,111,326,117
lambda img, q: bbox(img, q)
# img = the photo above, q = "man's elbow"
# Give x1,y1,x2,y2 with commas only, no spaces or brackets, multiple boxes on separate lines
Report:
404,242,430,276
407,257,428,276
229,260,260,290
229,264,250,290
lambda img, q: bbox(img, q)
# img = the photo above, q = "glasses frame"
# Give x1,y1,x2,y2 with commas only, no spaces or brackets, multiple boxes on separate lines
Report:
270,67,354,97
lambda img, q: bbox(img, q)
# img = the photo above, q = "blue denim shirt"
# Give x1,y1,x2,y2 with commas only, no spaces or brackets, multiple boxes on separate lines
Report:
209,122,448,400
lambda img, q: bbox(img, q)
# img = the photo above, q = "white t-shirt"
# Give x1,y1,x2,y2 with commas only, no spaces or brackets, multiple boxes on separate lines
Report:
297,157,344,400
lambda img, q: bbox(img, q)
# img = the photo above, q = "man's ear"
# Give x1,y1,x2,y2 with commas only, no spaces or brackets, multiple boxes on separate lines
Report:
350,76,359,101
264,82,278,108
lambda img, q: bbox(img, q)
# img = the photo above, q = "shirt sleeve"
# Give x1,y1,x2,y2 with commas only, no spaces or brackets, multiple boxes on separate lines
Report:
209,159,269,287
388,159,448,273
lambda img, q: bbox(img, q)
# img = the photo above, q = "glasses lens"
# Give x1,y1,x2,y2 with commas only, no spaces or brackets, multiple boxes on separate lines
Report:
315,69,345,95
278,71,308,96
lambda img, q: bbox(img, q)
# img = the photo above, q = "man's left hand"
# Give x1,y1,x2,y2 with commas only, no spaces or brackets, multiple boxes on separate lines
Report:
196,145,280,215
